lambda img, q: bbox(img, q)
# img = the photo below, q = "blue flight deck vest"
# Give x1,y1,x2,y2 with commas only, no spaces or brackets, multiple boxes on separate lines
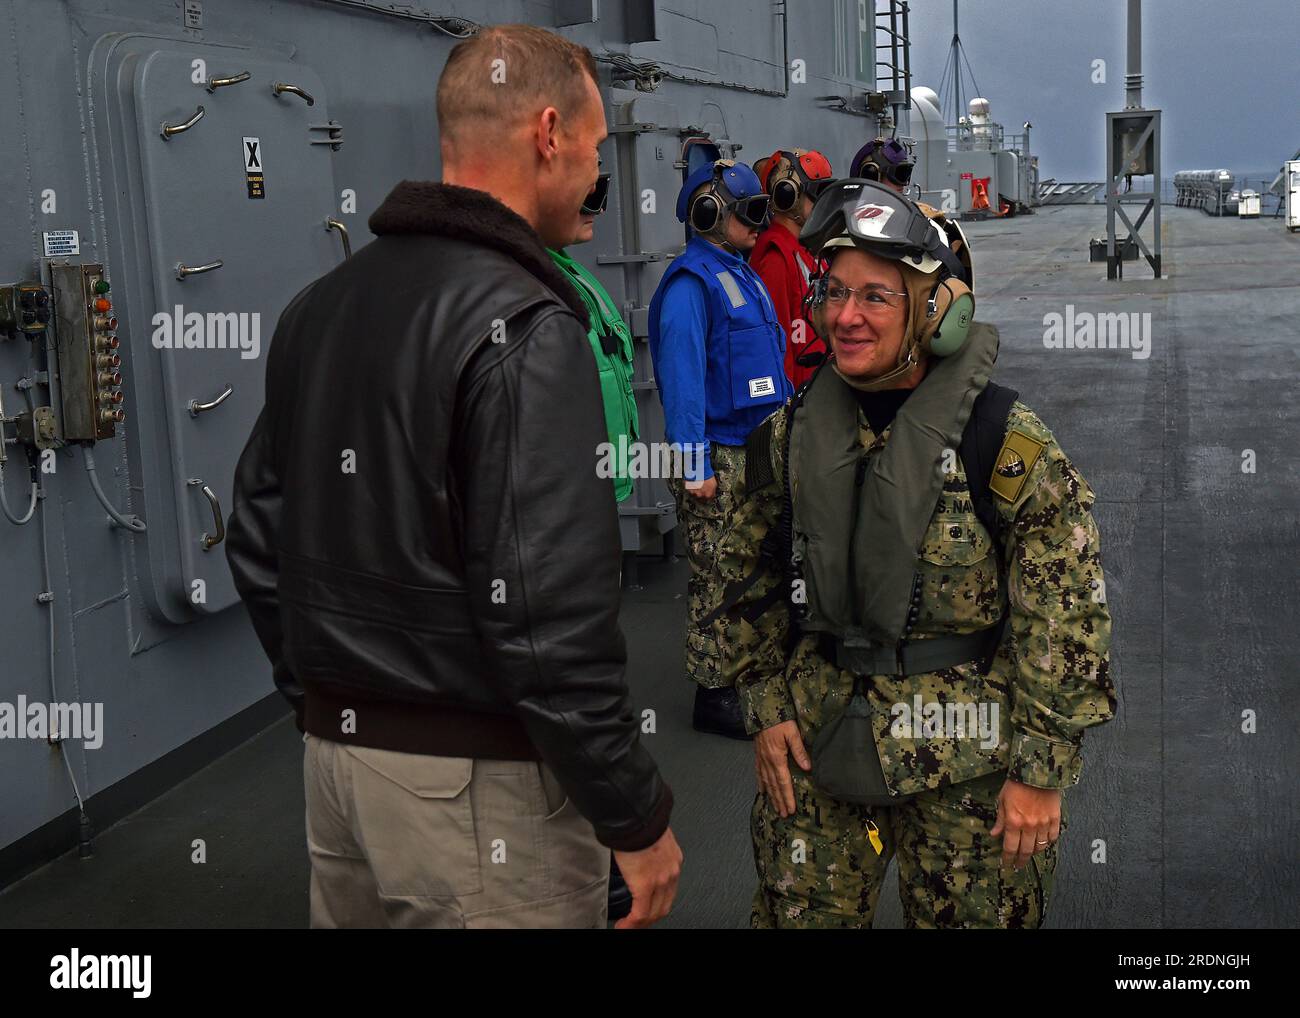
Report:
648,236,791,449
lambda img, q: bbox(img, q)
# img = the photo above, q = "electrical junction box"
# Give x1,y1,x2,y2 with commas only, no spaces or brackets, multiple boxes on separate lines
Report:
49,262,125,442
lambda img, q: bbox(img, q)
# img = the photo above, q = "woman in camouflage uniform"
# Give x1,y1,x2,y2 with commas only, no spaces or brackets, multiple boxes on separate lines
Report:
711,180,1117,928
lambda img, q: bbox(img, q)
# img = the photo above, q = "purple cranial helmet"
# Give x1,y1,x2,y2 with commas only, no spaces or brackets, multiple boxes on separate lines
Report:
849,137,914,188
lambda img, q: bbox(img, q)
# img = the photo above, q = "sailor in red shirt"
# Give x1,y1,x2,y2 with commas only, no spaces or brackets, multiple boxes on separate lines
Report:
750,149,834,390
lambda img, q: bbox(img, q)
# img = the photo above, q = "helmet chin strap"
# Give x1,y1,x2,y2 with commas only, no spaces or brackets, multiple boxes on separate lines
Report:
831,339,924,393
706,209,740,254
774,193,808,228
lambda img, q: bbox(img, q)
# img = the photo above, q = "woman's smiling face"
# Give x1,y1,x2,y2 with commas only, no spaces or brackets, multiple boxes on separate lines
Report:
825,248,909,380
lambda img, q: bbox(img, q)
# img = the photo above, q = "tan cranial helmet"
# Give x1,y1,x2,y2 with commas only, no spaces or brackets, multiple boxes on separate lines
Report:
801,180,976,391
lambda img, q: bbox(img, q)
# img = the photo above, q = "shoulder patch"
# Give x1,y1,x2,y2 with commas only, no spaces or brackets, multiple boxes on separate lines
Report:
989,428,1046,503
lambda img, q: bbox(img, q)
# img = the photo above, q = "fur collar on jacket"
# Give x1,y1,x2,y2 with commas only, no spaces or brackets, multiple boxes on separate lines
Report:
369,180,587,322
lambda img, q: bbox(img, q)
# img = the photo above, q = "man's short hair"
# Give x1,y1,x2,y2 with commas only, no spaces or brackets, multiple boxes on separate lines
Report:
437,24,599,147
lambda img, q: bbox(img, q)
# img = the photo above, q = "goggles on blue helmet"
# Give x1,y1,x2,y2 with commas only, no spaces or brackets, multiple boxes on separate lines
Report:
678,159,772,232
725,192,772,229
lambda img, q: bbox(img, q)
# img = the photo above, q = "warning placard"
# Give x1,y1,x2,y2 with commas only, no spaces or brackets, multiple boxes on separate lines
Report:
243,136,265,199
42,230,80,257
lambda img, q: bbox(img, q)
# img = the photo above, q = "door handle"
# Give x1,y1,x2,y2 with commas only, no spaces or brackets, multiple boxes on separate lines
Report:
187,479,226,550
189,384,233,417
273,82,315,106
206,71,251,92
160,105,205,139
175,259,224,280
325,218,352,259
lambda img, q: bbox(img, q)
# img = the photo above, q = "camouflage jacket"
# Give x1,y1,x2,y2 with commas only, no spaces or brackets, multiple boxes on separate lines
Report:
712,395,1116,794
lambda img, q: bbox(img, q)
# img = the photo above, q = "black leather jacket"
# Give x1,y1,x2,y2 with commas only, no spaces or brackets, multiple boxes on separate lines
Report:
226,181,672,851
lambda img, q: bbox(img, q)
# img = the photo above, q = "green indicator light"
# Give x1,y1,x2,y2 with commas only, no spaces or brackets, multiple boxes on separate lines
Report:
94,279,111,294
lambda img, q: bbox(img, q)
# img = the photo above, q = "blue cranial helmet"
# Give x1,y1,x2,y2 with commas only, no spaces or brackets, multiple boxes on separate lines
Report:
675,159,768,226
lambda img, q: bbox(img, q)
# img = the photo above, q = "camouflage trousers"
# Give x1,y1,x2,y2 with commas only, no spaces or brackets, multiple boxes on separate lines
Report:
667,442,747,689
751,767,1066,928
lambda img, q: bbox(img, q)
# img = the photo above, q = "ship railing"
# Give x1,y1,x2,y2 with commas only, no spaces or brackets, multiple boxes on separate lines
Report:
946,121,1004,152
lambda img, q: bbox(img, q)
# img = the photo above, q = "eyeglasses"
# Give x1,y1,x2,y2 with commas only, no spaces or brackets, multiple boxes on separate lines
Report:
823,280,907,311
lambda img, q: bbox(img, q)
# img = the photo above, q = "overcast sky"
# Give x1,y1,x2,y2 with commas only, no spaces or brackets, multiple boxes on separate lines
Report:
905,0,1300,181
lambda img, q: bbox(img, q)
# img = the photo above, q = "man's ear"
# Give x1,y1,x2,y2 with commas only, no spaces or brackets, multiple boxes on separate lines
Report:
535,106,561,162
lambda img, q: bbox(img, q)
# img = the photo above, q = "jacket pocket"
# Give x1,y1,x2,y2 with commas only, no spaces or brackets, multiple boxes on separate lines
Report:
280,552,475,636
810,690,914,806
919,512,992,567
727,324,784,412
916,513,1002,630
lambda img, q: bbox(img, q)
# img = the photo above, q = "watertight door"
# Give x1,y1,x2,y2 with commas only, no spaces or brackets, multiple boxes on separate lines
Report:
125,47,339,617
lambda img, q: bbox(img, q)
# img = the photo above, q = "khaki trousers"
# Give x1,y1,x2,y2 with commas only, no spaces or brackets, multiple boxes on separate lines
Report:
303,733,609,928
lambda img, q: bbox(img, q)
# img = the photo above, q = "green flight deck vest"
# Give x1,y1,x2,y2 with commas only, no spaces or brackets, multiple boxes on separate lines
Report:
549,248,639,502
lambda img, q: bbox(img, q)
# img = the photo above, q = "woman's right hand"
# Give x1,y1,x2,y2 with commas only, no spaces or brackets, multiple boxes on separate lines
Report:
755,720,811,818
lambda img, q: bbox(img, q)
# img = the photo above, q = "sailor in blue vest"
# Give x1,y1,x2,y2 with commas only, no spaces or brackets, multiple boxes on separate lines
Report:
648,159,793,738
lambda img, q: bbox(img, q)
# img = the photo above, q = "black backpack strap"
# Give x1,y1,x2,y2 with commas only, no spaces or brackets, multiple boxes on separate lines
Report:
744,412,779,492
959,381,1019,557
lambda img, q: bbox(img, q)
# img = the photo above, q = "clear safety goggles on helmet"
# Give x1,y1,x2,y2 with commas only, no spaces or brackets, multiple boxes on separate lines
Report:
800,179,943,264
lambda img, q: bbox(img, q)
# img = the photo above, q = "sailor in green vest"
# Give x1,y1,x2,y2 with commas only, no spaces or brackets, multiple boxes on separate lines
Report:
547,171,639,922
549,171,639,503
709,180,1117,928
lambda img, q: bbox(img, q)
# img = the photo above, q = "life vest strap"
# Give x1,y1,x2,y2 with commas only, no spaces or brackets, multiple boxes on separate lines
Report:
819,622,1004,678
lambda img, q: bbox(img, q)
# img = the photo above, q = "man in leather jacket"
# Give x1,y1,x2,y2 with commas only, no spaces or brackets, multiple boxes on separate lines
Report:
226,24,680,929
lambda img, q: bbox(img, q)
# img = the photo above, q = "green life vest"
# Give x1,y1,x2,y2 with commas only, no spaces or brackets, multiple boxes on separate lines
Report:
549,248,640,502
788,321,1000,651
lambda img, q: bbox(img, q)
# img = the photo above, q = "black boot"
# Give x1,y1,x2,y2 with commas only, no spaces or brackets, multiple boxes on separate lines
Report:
692,685,753,740
607,854,632,920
